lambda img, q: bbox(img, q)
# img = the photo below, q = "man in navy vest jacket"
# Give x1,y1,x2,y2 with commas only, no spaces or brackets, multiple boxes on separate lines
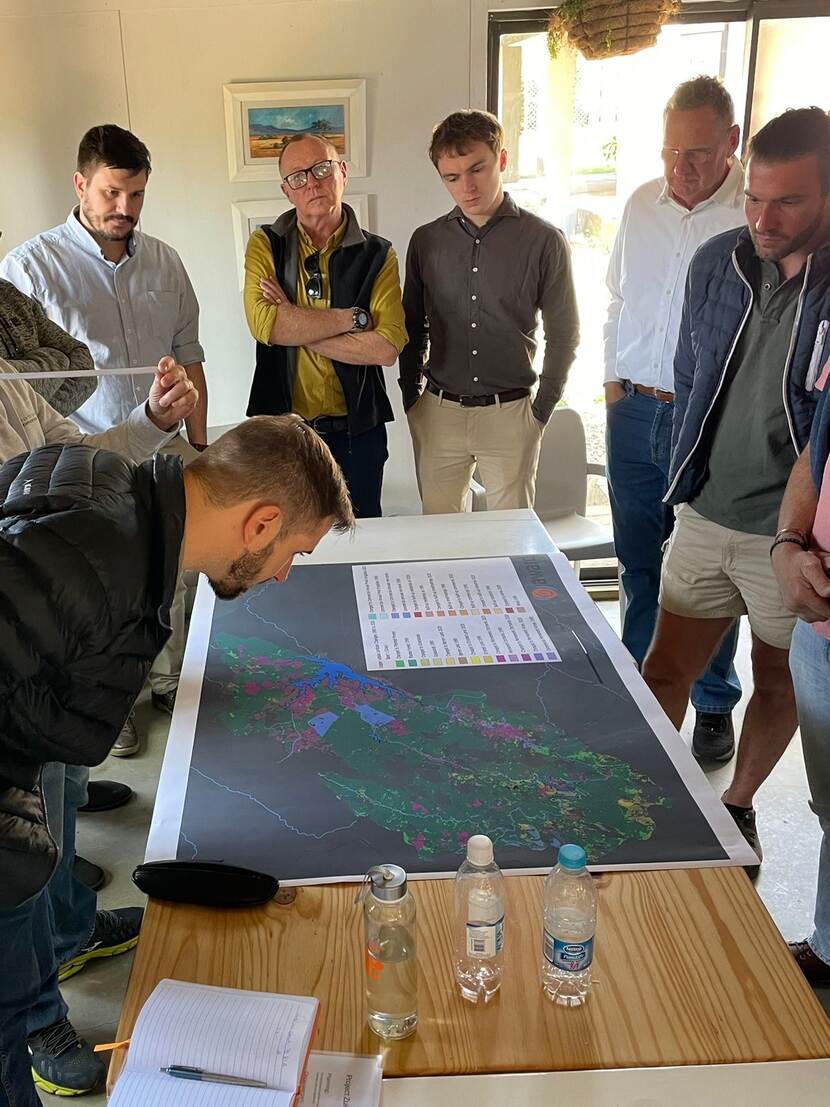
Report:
642,108,830,874
243,133,408,518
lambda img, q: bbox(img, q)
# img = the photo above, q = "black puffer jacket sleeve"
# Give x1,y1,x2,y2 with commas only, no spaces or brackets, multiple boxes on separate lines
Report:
0,444,185,790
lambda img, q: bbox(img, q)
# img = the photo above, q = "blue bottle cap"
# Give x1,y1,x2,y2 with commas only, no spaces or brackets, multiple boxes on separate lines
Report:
558,844,586,870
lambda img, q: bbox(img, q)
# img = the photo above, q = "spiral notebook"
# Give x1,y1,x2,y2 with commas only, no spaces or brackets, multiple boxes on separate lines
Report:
108,979,320,1106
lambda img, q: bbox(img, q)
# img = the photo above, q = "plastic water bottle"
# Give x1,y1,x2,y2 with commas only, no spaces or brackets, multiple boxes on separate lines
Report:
359,864,417,1039
541,843,597,1006
454,834,505,1003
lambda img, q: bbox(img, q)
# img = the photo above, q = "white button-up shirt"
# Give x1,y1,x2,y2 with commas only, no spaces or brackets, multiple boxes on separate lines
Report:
603,159,745,392
0,210,204,433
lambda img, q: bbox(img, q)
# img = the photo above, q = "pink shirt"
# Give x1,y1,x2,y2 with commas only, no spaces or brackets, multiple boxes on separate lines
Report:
810,451,830,639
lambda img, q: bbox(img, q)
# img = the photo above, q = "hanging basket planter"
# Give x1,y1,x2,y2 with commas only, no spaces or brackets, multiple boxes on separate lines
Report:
548,0,679,61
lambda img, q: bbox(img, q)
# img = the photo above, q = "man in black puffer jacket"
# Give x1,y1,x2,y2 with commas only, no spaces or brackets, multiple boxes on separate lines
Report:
0,416,353,1107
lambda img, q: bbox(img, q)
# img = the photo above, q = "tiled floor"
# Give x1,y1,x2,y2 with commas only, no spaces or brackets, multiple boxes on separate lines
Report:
56,604,827,1105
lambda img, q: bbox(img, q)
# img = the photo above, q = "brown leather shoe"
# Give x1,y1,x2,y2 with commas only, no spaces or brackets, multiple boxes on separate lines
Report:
789,940,830,986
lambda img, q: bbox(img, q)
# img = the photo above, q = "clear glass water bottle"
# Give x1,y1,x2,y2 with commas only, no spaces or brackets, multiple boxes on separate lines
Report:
454,834,505,1003
359,863,417,1039
541,843,597,1006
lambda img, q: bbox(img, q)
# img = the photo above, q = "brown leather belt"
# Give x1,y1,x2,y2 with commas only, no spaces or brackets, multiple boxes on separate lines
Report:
425,381,531,407
632,382,675,404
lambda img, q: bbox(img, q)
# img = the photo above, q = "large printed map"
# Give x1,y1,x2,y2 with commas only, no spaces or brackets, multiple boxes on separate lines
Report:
167,556,742,882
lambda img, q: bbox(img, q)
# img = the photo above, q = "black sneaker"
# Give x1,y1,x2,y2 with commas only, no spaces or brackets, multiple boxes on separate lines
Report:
72,855,106,892
151,689,177,715
790,940,830,987
692,712,735,762
28,1017,106,1096
78,780,133,813
58,906,144,983
725,802,762,879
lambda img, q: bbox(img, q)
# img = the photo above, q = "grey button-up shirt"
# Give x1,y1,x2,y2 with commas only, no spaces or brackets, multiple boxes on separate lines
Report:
0,210,205,434
400,193,579,423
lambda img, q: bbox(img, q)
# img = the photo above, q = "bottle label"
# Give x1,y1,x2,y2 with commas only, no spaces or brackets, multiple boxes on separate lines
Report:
466,916,504,958
543,929,593,972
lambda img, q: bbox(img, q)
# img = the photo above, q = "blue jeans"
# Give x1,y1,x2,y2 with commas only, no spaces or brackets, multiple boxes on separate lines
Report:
606,386,741,713
789,619,830,965
0,764,72,1107
316,423,388,519
22,764,96,1039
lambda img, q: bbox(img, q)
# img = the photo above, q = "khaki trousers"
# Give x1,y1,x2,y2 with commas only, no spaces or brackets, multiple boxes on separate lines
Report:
407,388,544,514
149,435,200,694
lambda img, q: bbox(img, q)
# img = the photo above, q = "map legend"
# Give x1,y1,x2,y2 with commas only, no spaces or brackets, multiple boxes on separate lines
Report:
353,558,561,672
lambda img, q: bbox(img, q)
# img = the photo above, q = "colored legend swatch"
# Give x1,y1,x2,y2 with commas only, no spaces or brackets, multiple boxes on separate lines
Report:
353,558,561,672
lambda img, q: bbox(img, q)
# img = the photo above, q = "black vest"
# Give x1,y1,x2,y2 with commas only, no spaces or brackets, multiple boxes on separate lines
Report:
247,211,394,436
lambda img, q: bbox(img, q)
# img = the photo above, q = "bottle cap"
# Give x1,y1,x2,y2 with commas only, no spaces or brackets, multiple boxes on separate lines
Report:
466,834,494,866
367,863,408,901
558,843,587,870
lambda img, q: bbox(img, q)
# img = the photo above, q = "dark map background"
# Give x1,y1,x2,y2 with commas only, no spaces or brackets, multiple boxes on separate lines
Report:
176,556,726,881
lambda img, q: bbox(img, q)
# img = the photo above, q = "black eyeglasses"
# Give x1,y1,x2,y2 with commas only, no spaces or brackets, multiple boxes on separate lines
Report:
283,159,339,191
304,252,323,300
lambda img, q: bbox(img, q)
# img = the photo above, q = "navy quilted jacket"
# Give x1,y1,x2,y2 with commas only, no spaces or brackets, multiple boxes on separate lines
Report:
666,227,830,506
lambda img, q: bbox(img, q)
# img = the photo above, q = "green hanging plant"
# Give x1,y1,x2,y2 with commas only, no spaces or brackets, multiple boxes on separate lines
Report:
548,0,679,61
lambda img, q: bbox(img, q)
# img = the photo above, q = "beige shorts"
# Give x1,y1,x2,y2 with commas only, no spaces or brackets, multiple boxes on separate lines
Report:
659,504,796,651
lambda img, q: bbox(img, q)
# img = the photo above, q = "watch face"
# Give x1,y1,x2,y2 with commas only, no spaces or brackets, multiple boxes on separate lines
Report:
356,309,369,329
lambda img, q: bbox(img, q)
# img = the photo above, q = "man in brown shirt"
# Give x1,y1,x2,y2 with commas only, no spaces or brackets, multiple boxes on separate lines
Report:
400,110,579,513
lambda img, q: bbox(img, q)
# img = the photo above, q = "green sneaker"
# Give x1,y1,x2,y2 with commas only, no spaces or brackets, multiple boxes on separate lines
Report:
58,906,144,982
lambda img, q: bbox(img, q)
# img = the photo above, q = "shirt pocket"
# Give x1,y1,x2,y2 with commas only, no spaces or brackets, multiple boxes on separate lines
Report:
142,290,180,346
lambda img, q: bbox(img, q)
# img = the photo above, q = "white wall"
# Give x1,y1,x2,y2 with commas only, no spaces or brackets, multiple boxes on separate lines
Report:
0,0,497,512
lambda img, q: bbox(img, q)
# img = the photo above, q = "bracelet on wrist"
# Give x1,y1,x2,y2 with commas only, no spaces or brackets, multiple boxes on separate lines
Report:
770,531,808,556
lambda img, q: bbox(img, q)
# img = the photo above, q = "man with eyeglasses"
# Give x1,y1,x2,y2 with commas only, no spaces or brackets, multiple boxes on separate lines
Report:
243,133,407,518
604,77,744,765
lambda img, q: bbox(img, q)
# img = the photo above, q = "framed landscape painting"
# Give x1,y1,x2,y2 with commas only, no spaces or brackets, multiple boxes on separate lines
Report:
223,79,367,183
230,194,370,290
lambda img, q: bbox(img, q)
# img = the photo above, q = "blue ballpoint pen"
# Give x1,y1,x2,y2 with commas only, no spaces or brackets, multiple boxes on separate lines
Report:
161,1065,269,1089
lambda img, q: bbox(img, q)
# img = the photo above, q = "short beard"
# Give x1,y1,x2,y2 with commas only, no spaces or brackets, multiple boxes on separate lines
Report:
82,203,134,242
209,542,275,601
751,210,824,263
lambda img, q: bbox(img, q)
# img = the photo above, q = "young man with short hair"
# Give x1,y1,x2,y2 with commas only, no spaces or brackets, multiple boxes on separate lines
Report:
400,109,578,513
244,132,407,519
643,107,830,871
0,415,354,1107
604,77,745,760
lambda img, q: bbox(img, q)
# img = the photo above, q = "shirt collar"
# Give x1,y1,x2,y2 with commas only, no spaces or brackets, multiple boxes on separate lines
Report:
656,157,745,213
298,212,348,254
273,203,366,249
65,207,138,262
447,191,521,226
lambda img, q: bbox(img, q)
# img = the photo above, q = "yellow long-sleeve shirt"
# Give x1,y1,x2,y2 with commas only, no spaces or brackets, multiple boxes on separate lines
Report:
244,214,407,421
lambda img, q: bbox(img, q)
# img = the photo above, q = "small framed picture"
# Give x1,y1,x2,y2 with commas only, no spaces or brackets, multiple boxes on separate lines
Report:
223,79,367,183
230,194,370,290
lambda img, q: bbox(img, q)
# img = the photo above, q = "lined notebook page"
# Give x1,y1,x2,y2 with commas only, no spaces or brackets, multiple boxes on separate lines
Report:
126,980,318,1091
109,1071,292,1107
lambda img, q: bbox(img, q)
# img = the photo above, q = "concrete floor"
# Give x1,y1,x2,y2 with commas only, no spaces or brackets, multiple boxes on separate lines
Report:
55,604,828,1105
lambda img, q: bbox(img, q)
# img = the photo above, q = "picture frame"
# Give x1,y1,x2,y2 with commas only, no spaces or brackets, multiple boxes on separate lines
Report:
230,194,370,290
223,79,367,183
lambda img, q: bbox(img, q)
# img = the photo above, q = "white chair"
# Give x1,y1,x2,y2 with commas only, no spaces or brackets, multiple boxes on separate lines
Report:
471,406,615,563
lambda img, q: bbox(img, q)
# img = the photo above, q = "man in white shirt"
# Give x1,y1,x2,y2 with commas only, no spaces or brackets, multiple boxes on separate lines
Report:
604,77,744,761
0,124,207,751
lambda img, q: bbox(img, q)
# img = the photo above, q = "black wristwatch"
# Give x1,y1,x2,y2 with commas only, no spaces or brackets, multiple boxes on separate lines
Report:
351,307,371,332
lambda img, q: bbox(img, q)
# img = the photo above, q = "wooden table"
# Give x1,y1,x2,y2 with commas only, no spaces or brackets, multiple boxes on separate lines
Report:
112,511,830,1080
